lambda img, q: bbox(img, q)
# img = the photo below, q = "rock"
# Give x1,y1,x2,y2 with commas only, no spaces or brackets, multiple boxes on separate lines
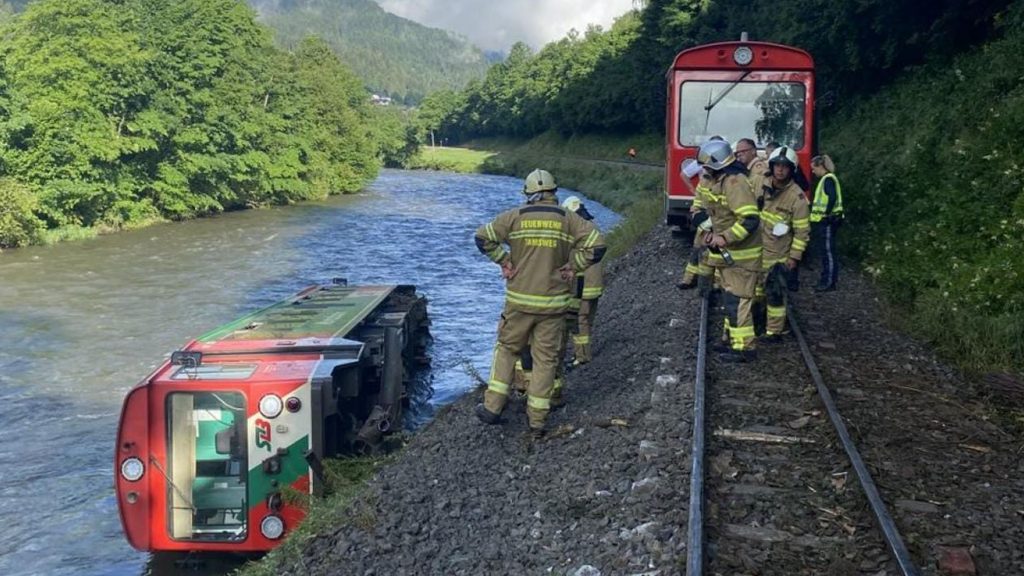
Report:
572,565,602,576
655,374,678,387
937,546,976,575
669,318,684,328
631,477,659,494
724,523,792,543
638,440,661,460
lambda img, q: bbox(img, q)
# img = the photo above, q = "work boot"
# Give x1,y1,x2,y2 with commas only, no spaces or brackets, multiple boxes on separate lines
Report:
712,341,732,354
813,284,836,293
676,280,697,290
529,427,546,442
720,349,757,363
761,333,786,344
475,404,501,425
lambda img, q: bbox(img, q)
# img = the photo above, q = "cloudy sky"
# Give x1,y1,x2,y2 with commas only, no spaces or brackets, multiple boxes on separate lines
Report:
378,0,637,52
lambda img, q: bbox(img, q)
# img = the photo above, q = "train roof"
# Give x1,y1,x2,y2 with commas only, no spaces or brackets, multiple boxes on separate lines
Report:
187,284,397,355
670,40,814,72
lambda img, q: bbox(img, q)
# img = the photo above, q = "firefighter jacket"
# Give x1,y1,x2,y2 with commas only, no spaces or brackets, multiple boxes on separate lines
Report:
575,260,604,300
747,157,769,198
475,197,606,315
702,164,762,271
759,179,811,268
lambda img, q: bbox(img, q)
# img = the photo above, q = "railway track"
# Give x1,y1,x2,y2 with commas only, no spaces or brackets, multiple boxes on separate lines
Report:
685,290,921,576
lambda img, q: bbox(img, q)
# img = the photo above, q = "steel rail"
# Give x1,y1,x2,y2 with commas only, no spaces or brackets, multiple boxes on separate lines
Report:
685,292,710,576
788,308,921,576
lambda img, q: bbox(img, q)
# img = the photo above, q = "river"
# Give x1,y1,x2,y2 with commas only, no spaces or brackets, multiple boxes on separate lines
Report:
0,170,619,576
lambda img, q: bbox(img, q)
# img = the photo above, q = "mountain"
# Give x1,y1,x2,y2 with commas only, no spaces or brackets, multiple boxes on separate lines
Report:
248,0,491,104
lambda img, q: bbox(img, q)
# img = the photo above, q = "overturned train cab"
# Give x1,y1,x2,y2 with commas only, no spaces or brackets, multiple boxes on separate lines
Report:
115,283,430,552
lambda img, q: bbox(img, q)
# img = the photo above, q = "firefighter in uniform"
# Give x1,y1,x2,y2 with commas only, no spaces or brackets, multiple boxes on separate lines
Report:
734,138,768,195
692,140,762,361
561,196,603,365
810,155,844,291
678,167,716,289
474,169,606,438
758,146,810,341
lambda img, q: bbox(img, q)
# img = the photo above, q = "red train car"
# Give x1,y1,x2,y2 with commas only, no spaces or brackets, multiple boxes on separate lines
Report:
115,283,429,553
664,35,815,228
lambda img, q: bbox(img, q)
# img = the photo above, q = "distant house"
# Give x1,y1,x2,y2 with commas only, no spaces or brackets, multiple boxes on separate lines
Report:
371,94,393,106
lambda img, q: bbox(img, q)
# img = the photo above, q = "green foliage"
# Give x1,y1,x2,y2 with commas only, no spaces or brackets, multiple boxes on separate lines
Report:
0,177,42,247
250,0,490,104
430,0,1015,141
0,0,382,242
822,2,1024,372
405,147,495,173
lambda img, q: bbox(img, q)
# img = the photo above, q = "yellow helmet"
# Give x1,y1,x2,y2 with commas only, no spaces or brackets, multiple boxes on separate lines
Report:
523,169,557,194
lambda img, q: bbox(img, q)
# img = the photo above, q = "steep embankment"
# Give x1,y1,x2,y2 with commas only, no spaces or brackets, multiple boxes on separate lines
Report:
822,3,1024,373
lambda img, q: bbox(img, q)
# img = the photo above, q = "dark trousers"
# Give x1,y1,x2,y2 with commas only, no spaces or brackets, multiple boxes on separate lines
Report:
810,221,840,288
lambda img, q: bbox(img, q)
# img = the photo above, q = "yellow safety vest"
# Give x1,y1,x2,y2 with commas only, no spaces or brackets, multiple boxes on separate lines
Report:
810,173,843,223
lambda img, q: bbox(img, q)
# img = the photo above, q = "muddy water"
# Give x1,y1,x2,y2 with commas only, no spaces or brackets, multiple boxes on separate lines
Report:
0,170,619,576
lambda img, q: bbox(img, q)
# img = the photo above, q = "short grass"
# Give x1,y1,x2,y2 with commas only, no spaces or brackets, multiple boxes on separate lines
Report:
235,455,388,576
405,146,496,173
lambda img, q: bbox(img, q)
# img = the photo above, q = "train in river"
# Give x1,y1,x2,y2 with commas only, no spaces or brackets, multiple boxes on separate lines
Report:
115,282,430,553
664,34,816,228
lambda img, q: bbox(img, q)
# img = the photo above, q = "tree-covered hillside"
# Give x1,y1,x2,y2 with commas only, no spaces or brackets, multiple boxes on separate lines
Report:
249,0,491,104
0,0,395,248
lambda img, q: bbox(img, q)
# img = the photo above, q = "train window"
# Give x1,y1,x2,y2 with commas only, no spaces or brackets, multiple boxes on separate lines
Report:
166,391,248,542
678,81,806,149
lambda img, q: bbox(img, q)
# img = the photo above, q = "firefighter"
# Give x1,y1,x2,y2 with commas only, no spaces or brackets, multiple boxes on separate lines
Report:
810,155,844,292
758,146,810,341
474,169,606,439
561,196,603,365
693,140,761,361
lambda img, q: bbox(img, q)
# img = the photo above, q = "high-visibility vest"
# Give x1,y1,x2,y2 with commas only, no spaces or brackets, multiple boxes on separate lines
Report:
810,173,843,223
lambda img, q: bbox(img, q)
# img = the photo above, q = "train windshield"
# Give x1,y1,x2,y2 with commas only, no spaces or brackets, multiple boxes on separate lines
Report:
166,391,248,542
678,81,806,149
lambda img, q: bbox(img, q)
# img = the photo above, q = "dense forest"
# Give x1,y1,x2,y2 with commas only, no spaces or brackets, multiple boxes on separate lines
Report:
0,0,416,248
249,0,492,105
419,0,1015,141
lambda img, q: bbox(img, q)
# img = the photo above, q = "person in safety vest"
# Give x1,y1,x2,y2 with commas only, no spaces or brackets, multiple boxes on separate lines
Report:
809,155,844,292
474,169,606,439
692,140,762,362
757,146,810,342
561,196,603,366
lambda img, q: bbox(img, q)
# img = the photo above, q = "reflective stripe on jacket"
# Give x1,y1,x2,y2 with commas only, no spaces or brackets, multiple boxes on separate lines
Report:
810,173,843,223
760,179,811,267
475,198,606,315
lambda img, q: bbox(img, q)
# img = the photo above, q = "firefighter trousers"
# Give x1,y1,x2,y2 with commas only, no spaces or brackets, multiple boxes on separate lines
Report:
718,266,758,351
761,265,789,336
572,298,598,364
681,231,713,285
486,307,565,429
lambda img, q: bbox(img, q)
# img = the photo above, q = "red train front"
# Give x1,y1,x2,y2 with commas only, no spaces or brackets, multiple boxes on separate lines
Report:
664,36,816,228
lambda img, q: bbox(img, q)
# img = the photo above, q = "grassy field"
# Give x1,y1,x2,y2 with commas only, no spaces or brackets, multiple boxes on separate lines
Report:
403,146,497,173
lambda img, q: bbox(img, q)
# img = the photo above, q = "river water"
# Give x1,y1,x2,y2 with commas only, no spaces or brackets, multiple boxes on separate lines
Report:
0,170,619,576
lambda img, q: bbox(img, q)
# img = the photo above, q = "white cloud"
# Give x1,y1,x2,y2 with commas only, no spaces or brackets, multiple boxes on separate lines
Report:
378,0,636,52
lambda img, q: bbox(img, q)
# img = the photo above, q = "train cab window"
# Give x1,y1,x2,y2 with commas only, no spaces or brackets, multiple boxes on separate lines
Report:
166,392,248,542
679,81,806,149
171,363,257,380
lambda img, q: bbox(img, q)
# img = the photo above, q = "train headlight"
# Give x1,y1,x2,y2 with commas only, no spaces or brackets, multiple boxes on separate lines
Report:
121,457,145,482
259,394,283,419
260,515,285,540
733,45,753,66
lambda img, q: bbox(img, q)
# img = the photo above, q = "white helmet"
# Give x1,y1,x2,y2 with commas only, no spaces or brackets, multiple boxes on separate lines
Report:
561,196,581,211
561,195,594,220
768,146,799,170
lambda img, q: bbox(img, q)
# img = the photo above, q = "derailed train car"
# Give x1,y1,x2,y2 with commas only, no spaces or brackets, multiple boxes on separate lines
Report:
115,283,430,552
665,34,816,228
